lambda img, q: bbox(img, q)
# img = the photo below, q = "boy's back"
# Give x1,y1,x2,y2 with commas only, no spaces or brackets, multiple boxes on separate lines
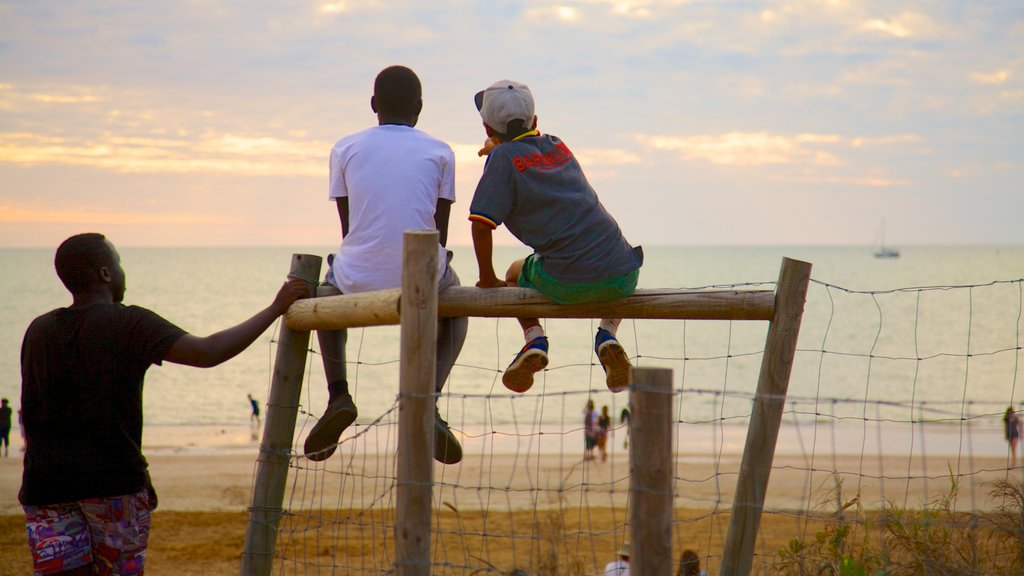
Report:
329,124,455,294
471,132,640,283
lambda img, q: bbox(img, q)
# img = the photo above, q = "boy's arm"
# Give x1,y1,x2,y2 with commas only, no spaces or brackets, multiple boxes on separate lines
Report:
434,199,452,247
163,278,308,368
337,197,350,238
471,220,504,288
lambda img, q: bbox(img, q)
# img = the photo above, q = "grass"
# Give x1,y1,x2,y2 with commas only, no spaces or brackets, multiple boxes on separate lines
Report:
773,473,1024,576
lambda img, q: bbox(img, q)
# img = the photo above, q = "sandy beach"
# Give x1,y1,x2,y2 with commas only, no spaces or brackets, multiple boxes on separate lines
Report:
1,422,1020,575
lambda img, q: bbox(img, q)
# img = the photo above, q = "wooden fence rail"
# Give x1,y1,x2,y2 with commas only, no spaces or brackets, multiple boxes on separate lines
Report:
241,233,810,576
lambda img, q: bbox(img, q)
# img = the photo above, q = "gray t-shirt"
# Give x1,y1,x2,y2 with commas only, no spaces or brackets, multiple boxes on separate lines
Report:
470,133,642,283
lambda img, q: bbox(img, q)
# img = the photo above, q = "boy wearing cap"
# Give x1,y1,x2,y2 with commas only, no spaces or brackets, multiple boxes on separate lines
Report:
469,80,643,394
305,65,468,465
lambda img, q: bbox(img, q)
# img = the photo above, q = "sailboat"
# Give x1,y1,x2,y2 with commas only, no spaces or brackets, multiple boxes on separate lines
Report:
873,220,900,259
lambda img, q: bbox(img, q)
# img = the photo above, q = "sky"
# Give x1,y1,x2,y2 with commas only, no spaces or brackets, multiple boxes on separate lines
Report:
0,0,1021,248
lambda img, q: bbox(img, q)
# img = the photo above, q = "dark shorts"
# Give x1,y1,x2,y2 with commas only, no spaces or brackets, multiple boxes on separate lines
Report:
519,254,638,305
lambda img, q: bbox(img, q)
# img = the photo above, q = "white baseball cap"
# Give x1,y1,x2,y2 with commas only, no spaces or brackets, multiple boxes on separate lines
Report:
474,80,535,134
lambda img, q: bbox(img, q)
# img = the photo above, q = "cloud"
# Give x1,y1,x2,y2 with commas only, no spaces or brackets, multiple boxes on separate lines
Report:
0,203,226,225
970,69,1012,85
859,11,945,39
636,131,844,167
0,132,329,176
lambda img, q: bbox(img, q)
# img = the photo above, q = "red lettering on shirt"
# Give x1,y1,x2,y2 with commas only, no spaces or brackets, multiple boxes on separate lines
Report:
512,142,575,172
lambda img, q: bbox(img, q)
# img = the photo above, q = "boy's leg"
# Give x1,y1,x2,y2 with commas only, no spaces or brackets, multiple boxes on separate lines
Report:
434,264,468,464
305,326,357,461
596,319,632,392
79,489,153,576
24,502,95,574
304,278,358,461
502,258,549,393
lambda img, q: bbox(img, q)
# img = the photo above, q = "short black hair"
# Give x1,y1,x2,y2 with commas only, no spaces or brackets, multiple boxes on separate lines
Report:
374,65,422,118
55,233,113,293
486,118,533,142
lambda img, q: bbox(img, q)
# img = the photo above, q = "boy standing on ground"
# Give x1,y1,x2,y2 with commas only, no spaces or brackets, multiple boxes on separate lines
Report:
469,80,643,394
20,232,306,575
304,65,468,464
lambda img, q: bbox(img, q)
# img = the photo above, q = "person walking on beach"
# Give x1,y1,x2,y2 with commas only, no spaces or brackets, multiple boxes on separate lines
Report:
1005,406,1023,467
468,79,643,395
305,65,468,465
248,393,261,427
597,404,611,462
621,405,630,449
604,542,631,575
584,399,599,461
0,398,12,458
19,232,306,576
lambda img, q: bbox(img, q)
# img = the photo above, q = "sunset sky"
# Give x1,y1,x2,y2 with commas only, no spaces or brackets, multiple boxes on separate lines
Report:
1,1,1021,248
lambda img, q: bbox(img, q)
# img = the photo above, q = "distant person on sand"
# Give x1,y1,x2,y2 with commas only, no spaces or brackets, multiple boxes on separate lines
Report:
584,399,599,461
620,405,631,448
597,404,611,462
0,398,12,458
19,232,306,576
604,541,631,575
248,393,261,426
677,549,707,576
306,65,468,465
468,79,643,395
1005,406,1023,467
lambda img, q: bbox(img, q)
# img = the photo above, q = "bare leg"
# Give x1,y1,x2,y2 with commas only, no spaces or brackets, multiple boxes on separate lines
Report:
505,259,541,333
305,327,356,461
501,258,547,393
317,328,349,392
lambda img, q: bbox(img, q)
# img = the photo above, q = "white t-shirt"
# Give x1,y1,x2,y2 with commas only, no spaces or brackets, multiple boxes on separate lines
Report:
604,559,630,576
328,124,456,294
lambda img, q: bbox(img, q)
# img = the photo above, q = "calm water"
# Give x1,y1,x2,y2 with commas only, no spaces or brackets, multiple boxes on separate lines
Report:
2,245,1023,430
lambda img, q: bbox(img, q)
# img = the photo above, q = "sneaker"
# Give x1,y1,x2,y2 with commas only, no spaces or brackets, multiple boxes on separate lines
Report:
304,393,357,461
434,412,463,465
595,328,632,392
502,336,549,393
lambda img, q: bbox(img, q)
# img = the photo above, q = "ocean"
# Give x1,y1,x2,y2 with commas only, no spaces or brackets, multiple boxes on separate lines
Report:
2,244,1023,444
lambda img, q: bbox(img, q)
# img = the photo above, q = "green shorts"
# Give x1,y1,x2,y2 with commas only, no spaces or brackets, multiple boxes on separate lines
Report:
518,254,639,305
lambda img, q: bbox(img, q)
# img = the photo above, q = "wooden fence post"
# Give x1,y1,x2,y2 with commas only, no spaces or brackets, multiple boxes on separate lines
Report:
394,231,439,576
721,257,812,576
631,367,675,576
241,253,321,576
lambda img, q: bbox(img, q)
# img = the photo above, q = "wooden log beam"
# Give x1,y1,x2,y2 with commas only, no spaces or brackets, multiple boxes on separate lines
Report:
284,287,774,330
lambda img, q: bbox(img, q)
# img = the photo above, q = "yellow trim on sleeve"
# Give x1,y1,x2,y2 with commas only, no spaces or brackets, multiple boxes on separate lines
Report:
469,214,498,229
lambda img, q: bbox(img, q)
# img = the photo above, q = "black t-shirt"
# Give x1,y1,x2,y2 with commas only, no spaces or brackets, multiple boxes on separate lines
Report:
19,303,185,506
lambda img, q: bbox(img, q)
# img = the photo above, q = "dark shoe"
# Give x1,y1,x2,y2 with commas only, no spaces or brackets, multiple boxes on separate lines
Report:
595,328,632,393
434,412,463,465
304,394,357,461
502,336,549,393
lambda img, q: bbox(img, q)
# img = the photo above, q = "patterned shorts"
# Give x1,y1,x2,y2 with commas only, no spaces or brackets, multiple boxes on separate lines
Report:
23,489,153,575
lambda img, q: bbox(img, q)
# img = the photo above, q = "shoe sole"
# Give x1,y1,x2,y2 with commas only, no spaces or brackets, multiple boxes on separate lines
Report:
304,405,357,461
434,421,463,465
598,342,632,393
502,350,549,393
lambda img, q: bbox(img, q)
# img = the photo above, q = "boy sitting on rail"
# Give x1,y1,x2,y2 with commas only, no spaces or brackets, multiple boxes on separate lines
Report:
468,79,643,393
305,65,468,465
